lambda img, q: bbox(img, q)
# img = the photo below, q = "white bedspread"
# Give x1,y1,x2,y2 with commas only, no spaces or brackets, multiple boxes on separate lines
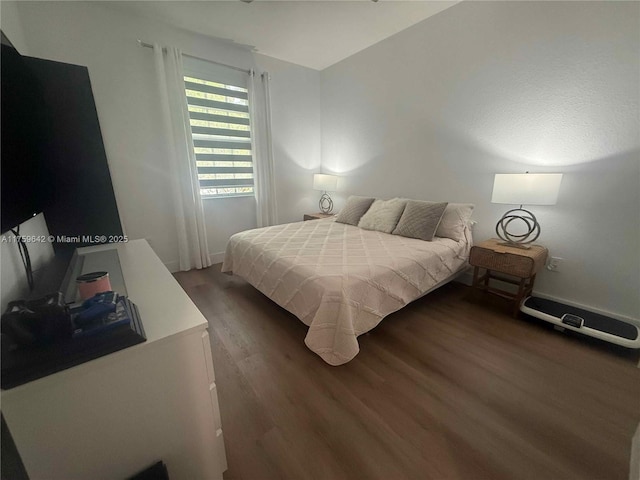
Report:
221,218,471,365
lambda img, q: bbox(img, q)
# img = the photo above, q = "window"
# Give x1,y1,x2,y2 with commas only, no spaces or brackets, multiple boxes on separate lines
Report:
183,60,253,198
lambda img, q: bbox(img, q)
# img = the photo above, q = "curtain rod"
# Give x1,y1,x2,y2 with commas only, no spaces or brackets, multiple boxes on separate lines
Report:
137,39,253,75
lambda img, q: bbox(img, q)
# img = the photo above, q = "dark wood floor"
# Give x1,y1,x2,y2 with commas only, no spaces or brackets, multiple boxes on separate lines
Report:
175,266,640,480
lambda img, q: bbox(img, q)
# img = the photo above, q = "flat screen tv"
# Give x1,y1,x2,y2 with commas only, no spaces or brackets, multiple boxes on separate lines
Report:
1,35,49,233
1,31,122,254
23,55,123,253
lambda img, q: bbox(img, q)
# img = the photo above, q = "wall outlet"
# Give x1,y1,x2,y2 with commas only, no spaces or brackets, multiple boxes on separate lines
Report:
547,257,563,272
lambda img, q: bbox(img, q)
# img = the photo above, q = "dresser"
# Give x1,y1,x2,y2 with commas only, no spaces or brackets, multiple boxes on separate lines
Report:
1,240,227,480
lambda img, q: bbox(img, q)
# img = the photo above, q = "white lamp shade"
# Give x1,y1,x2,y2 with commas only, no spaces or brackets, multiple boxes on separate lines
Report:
491,173,563,206
313,173,338,192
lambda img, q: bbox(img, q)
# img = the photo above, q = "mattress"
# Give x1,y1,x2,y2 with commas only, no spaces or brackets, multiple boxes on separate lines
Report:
221,218,472,365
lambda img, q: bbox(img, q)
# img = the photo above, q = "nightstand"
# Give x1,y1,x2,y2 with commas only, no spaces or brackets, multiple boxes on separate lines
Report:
469,239,548,316
303,213,334,221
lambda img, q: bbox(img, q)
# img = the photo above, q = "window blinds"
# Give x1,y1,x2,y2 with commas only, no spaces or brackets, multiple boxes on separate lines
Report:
183,59,253,198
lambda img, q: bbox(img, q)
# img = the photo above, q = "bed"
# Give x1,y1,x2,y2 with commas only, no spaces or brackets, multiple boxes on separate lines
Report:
221,215,472,365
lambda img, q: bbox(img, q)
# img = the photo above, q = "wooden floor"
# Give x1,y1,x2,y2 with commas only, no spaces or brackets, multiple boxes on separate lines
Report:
175,266,640,480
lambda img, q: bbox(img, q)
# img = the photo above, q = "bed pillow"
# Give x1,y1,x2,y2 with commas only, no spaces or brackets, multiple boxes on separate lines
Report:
392,201,448,241
335,196,375,226
435,203,474,241
357,198,407,234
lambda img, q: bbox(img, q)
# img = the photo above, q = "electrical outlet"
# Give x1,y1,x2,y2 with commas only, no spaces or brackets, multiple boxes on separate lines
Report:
547,257,563,272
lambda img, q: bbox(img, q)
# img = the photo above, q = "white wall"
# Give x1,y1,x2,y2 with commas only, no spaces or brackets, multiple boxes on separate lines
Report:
1,0,28,52
255,54,322,224
321,1,640,320
10,1,321,271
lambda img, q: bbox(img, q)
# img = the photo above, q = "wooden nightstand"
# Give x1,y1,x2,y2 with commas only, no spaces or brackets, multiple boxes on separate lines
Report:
303,213,334,221
469,239,548,316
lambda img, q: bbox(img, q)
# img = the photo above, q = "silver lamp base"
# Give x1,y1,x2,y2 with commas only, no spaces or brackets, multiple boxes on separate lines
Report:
319,192,333,214
495,208,540,248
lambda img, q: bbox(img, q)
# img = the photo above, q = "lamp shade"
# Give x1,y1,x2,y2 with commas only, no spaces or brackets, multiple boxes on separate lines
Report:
491,173,563,206
313,173,338,192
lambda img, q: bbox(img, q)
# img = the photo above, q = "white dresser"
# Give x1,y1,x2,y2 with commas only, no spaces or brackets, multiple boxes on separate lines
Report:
1,240,227,480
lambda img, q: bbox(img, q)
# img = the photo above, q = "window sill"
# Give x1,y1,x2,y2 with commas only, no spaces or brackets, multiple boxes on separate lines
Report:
201,195,255,201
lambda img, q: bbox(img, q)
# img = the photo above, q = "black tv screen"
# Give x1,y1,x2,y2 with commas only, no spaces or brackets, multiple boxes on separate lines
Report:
1,40,49,233
1,30,122,252
23,55,123,252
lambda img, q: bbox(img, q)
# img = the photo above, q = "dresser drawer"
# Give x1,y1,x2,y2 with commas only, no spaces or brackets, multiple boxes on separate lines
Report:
470,239,547,278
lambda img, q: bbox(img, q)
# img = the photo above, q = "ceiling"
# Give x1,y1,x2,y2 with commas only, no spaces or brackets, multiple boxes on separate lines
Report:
107,1,459,70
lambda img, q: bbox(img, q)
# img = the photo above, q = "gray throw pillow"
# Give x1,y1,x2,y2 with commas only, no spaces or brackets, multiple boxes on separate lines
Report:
357,198,408,233
392,200,449,241
335,196,375,226
435,203,474,241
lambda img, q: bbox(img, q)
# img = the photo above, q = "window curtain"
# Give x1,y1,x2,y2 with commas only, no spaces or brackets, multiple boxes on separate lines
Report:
153,44,212,270
249,71,278,227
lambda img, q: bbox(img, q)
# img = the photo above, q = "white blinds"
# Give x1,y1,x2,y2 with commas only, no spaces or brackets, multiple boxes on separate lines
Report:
183,59,253,197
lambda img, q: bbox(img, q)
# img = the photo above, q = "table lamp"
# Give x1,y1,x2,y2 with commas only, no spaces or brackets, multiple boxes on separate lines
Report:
313,173,338,214
491,173,563,248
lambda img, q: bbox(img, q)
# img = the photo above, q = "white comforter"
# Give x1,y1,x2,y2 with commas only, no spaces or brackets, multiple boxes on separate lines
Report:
221,218,471,365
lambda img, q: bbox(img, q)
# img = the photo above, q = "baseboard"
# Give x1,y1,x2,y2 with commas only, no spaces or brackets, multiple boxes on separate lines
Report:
164,252,224,273
164,260,180,273
458,270,474,286
209,251,225,265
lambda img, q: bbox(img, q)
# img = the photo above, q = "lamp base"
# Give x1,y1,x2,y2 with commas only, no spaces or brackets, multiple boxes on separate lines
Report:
319,192,333,214
495,208,541,246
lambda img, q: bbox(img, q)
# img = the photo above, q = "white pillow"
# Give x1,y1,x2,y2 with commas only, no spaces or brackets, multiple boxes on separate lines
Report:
358,198,407,234
435,203,474,241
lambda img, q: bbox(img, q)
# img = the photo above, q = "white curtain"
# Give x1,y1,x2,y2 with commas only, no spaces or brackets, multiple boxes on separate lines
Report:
153,44,212,270
249,71,278,227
